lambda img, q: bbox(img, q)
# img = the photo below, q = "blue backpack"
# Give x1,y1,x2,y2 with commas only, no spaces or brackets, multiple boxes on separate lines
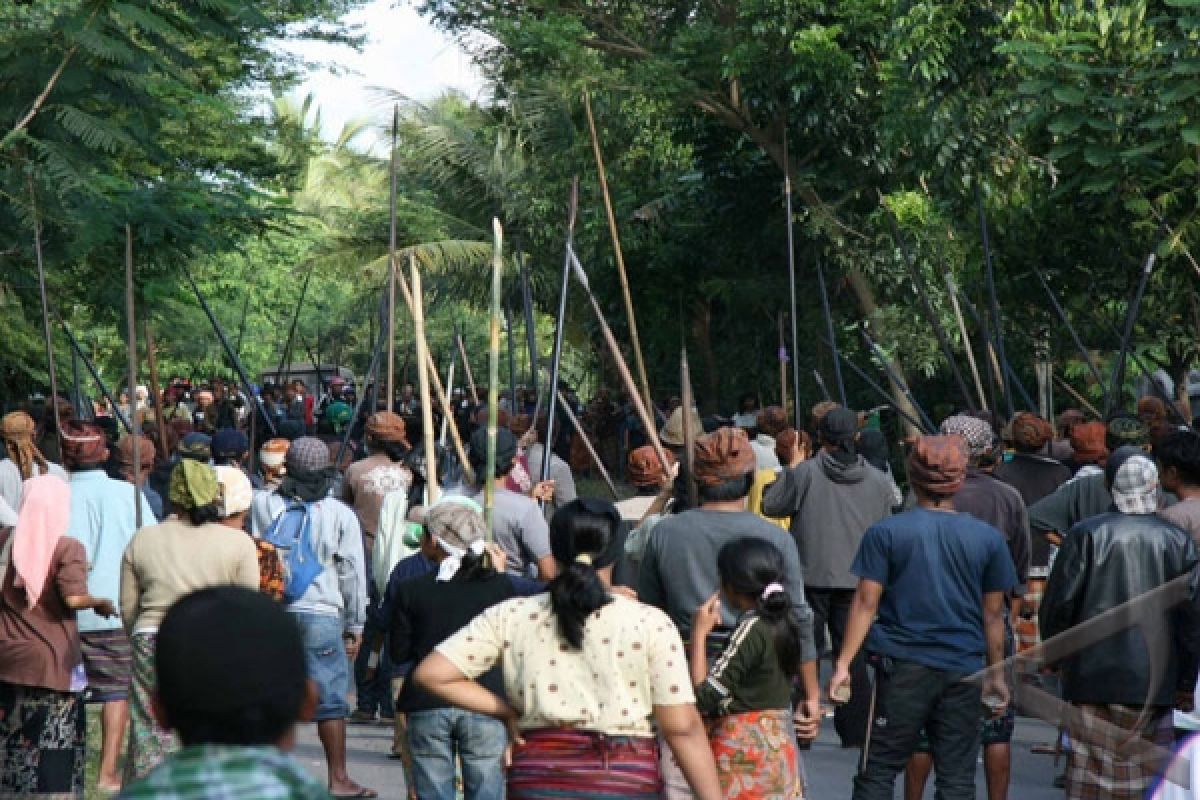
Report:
263,500,323,603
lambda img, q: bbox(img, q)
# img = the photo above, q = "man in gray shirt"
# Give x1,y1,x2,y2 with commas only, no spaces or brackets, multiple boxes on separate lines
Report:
468,427,557,580
639,426,819,800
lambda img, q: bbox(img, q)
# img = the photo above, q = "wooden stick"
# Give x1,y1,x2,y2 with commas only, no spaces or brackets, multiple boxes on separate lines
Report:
484,219,504,536
28,176,62,460
542,179,580,486
392,261,475,486
556,388,618,499
387,105,399,413
143,320,169,462
411,256,439,504
456,329,480,405
945,274,988,411
778,313,788,411
125,225,142,528
583,91,653,415
680,348,698,508
1053,375,1102,421
569,247,672,473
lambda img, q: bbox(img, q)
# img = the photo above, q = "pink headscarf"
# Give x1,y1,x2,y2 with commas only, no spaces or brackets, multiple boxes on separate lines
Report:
12,474,70,609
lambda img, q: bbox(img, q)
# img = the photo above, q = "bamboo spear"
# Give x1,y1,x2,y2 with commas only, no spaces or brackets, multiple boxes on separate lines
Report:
977,185,1012,417
583,91,653,414
944,274,988,411
680,349,699,508
28,176,62,459
555,388,618,499
778,313,789,411
390,265,474,486
143,320,170,462
1029,265,1105,392
815,257,847,405
1105,244,1161,417
569,247,672,473
783,132,802,428
860,326,936,433
387,105,399,413
411,256,439,504
1054,375,1102,419
124,225,142,528
542,179,579,486
819,336,931,433
58,318,131,434
484,219,504,535
456,328,480,405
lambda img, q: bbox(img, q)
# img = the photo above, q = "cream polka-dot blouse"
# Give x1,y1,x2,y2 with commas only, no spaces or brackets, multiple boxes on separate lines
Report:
437,592,696,737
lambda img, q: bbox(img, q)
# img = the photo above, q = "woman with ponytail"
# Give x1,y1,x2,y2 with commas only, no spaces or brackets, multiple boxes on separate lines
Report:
416,498,722,800
690,537,806,799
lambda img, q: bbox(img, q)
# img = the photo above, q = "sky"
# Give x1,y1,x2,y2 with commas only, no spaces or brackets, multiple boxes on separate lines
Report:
278,0,486,146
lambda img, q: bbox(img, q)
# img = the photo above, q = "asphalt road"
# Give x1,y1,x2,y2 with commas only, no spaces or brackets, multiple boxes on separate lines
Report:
294,711,1064,799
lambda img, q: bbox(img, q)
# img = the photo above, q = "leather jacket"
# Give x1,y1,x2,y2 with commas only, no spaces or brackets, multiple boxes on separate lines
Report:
1040,511,1200,706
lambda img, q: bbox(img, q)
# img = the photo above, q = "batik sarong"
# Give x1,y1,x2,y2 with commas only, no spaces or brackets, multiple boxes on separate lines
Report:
123,632,178,783
507,728,662,799
0,681,85,799
708,708,802,799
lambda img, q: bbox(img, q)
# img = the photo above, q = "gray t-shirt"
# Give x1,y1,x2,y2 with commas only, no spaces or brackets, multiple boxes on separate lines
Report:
1161,497,1200,544
473,487,552,578
637,508,817,663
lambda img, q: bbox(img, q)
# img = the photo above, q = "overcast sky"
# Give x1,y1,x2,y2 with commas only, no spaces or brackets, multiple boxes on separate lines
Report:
278,0,485,145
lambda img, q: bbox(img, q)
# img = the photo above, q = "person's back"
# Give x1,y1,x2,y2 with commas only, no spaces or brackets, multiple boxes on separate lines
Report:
1041,509,1198,706
953,470,1031,593
640,507,803,641
860,507,1013,672
117,587,331,800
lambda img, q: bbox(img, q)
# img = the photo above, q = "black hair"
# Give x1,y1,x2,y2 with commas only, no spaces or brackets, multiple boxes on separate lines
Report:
452,548,497,582
547,499,616,648
185,503,222,526
380,439,410,462
698,472,754,504
156,587,305,747
1156,429,1200,487
716,538,804,677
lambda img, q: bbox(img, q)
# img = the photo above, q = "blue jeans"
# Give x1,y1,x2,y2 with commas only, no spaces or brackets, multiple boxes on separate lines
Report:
292,612,350,721
406,708,507,800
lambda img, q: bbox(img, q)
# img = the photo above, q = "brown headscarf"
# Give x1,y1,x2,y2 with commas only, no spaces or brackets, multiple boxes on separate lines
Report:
627,445,675,487
1010,412,1054,453
692,427,757,487
60,421,110,467
366,411,408,445
1069,421,1108,465
0,411,48,480
907,435,968,496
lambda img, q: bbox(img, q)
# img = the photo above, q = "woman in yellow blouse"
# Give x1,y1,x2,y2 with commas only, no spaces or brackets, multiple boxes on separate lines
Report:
415,498,722,799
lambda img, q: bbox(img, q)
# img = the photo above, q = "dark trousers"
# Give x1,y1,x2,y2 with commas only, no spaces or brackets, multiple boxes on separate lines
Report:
809,587,870,746
853,658,982,800
354,580,394,716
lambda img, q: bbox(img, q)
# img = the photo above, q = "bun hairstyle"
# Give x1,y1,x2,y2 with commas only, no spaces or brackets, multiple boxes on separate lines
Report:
716,538,803,677
547,498,618,649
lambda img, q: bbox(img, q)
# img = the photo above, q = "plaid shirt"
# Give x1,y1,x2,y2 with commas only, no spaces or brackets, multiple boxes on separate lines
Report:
117,744,331,800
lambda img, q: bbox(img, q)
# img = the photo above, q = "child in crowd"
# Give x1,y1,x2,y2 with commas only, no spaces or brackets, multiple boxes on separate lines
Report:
691,538,806,799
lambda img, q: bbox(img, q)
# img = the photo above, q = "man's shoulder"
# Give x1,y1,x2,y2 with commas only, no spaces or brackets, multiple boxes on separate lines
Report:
118,745,329,800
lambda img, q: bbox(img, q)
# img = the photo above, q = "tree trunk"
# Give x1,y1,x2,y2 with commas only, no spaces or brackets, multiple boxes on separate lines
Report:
691,298,719,415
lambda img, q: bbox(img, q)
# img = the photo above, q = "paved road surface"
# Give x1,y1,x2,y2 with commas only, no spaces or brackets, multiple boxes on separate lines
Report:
295,713,1064,799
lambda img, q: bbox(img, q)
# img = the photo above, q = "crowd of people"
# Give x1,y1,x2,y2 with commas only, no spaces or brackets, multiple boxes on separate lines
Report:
1,375,1199,800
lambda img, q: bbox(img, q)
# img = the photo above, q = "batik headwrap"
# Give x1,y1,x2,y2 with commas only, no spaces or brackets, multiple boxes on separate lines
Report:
169,458,220,510
938,414,996,462
1010,412,1054,453
692,427,757,487
907,435,968,496
0,411,48,480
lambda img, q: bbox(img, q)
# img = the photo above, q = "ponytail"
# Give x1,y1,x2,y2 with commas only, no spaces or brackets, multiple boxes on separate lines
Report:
547,499,620,649
718,538,804,677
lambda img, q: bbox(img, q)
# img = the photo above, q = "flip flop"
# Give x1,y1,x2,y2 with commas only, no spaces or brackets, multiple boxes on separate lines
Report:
332,789,378,799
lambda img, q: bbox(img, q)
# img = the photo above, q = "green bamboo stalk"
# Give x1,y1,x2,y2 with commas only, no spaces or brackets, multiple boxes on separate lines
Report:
484,218,504,537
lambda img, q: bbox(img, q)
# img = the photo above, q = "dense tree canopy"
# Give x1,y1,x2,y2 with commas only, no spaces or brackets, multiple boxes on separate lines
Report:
2,0,1199,425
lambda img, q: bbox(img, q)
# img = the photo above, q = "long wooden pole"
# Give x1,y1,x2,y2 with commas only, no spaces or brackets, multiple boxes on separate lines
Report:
456,329,480,406
778,313,788,411
977,185,1013,417
944,274,988,411
387,105,399,413
143,320,169,462
411,257,439,504
124,226,142,528
28,176,62,459
59,318,130,434
556,388,618,499
680,348,698,509
569,248,672,472
1105,247,1159,417
815,257,847,405
783,132,803,429
484,219,504,535
583,91,653,414
542,179,579,485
